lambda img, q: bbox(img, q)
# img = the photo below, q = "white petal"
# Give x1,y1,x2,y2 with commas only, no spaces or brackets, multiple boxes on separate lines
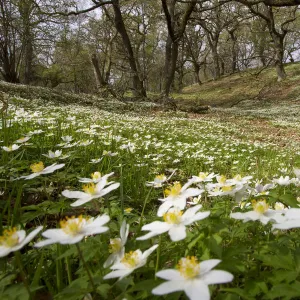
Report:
16,230,26,243
137,231,163,240
42,229,67,239
83,226,108,236
273,220,300,230
70,197,93,207
103,253,118,268
184,211,210,225
285,208,300,219
157,201,174,217
181,188,202,198
0,246,13,257
59,234,85,244
202,270,233,285
230,211,259,221
86,214,110,228
98,182,120,197
200,260,221,274
182,205,202,220
120,221,129,245
184,280,210,300
78,178,93,183
155,269,183,280
152,280,185,295
62,190,89,199
22,173,40,180
34,239,57,247
142,244,158,260
96,173,113,191
14,226,43,250
141,221,171,232
41,163,64,174
168,225,186,242
173,197,187,210
103,269,133,280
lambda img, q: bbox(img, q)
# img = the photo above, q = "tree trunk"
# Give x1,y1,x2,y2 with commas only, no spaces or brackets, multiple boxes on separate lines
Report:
229,31,238,73
193,63,201,85
273,35,286,81
20,0,34,84
24,34,33,84
91,53,107,89
274,46,286,81
211,47,220,79
112,0,146,98
162,38,179,96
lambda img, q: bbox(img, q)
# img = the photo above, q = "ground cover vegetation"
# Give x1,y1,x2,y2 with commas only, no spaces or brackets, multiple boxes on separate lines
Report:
0,93,299,300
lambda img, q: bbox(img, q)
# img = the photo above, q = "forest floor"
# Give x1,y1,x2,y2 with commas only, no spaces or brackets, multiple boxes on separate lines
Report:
1,62,299,150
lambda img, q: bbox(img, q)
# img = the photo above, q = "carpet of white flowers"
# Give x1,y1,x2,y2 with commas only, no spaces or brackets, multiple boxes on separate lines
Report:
0,97,300,300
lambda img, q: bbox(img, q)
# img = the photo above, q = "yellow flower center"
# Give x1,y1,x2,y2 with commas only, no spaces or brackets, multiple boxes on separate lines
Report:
103,150,108,155
0,228,19,248
177,256,200,279
60,215,86,235
124,207,133,213
30,161,44,173
252,199,269,214
164,182,182,197
121,250,140,268
109,238,122,253
163,210,183,224
274,202,285,211
91,172,101,181
218,175,227,185
234,174,242,181
82,183,97,194
198,172,208,180
222,185,233,192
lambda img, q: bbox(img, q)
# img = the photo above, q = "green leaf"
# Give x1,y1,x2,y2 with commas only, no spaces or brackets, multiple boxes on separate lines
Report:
128,279,158,293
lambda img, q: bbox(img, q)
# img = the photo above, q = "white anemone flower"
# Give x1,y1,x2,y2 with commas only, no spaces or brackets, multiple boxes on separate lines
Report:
2,144,21,152
190,172,216,184
137,205,210,242
79,172,113,184
252,181,274,196
272,208,300,230
102,150,118,157
207,183,243,197
61,135,73,143
273,176,291,186
103,220,129,268
157,182,202,217
89,158,103,164
103,245,158,281
62,173,120,207
34,214,109,247
227,174,252,185
0,226,43,257
15,136,31,144
152,257,233,300
19,162,65,180
294,168,300,179
146,170,176,188
42,150,62,158
230,199,285,224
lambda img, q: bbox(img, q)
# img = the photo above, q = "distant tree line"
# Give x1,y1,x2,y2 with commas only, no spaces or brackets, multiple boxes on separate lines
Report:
0,0,299,99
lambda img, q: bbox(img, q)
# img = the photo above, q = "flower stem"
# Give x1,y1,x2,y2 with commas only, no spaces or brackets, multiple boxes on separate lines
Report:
15,251,32,299
76,243,97,293
154,236,162,279
137,187,153,234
